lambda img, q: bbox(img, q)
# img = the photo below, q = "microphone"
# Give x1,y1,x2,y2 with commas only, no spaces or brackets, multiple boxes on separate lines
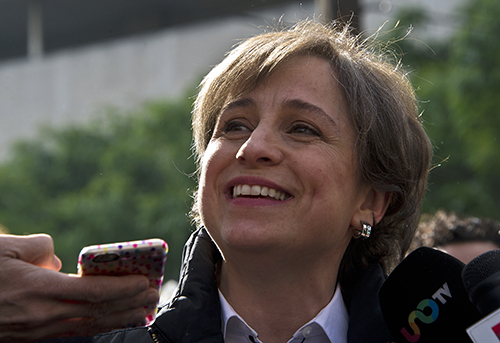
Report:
379,247,482,343
462,249,500,342
462,249,500,316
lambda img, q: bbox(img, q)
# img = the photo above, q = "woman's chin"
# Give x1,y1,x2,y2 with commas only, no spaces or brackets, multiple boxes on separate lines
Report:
216,224,284,254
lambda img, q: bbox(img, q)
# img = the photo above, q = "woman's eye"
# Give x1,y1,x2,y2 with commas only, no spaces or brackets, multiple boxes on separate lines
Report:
289,124,321,137
223,120,250,133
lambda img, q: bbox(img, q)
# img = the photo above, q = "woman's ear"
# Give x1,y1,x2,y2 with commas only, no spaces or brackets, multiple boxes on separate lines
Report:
350,188,392,229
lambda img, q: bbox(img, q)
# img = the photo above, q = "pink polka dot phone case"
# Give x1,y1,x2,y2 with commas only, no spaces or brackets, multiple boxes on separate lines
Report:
77,238,168,326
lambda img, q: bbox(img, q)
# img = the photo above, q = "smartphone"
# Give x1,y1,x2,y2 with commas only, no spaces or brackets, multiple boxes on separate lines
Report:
77,238,168,325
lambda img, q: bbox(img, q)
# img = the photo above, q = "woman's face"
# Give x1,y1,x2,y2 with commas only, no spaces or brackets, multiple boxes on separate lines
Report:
198,55,371,262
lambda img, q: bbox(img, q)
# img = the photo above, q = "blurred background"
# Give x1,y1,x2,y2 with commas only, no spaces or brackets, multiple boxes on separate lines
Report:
0,0,499,295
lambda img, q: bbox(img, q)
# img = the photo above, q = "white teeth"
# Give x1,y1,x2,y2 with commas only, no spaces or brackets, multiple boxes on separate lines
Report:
251,185,260,196
274,190,282,200
261,186,269,196
241,184,251,195
232,184,289,200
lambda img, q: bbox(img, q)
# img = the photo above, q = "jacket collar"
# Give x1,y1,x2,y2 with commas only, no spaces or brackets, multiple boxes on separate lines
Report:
149,228,223,343
343,263,394,343
149,228,393,343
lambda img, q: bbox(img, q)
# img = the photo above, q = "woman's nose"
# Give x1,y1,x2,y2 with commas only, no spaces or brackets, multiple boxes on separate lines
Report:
236,127,284,166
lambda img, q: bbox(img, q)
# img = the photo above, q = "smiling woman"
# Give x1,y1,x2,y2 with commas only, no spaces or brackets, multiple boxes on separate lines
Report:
197,56,375,341
33,19,432,343
185,19,432,343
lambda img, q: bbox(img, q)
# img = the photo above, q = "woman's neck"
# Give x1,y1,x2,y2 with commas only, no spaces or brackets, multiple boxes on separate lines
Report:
218,252,340,343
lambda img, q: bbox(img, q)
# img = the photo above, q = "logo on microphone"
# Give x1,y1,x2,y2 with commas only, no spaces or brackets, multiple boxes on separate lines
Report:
492,322,500,340
400,283,452,342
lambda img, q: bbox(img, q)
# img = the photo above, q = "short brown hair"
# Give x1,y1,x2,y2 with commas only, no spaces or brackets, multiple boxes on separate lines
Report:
190,19,432,285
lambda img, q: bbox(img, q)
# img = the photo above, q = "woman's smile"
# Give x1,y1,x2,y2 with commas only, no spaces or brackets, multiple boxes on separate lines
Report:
231,184,290,201
226,176,293,203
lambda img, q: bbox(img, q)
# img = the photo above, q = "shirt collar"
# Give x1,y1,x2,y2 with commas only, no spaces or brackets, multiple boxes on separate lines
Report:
219,287,349,343
220,290,259,341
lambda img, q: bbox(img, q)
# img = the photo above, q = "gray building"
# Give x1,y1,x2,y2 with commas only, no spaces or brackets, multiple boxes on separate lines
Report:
0,0,463,160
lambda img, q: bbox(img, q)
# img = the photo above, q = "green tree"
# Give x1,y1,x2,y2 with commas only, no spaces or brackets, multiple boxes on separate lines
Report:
383,0,500,219
445,0,500,216
0,97,196,280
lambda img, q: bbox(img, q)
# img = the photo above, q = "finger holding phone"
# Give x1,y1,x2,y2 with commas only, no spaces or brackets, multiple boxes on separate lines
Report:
0,234,160,343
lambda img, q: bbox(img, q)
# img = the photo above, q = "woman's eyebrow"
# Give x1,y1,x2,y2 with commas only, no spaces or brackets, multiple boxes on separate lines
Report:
282,99,338,129
221,98,255,114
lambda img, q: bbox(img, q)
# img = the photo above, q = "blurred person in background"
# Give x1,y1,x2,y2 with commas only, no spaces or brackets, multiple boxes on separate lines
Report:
410,210,500,263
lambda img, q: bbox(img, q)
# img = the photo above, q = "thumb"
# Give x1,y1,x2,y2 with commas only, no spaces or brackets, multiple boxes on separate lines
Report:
1,233,62,271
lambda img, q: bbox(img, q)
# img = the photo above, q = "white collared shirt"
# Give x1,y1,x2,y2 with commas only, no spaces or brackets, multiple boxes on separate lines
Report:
219,287,349,343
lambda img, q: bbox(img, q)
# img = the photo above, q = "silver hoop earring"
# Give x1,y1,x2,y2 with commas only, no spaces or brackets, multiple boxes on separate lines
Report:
354,222,372,240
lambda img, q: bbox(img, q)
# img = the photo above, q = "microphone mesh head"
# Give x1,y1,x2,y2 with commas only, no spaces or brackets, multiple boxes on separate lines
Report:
462,249,500,293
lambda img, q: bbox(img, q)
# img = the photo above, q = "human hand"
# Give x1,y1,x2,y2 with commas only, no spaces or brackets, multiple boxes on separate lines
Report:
0,234,159,343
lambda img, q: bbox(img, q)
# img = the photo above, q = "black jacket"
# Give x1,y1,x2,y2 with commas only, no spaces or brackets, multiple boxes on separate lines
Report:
39,228,393,343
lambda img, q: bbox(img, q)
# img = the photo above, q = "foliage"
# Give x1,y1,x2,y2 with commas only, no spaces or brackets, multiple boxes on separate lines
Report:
0,97,197,280
1,0,500,282
382,0,500,220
